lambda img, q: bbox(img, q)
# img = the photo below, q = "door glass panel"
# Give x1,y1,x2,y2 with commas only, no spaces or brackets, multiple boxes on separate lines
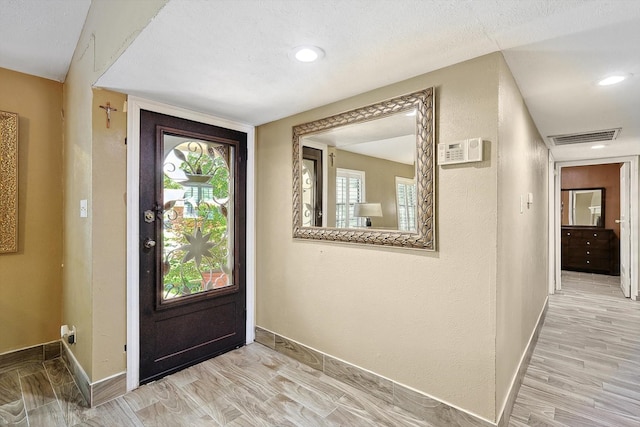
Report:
162,136,234,301
301,158,316,227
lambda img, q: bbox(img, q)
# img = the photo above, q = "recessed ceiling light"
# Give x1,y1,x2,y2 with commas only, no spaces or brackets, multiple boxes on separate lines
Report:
292,46,324,63
597,74,631,86
591,144,606,149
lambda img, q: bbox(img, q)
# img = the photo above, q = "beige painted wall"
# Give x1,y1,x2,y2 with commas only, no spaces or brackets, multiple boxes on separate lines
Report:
333,150,414,229
0,68,63,354
257,54,501,420
63,30,95,378
91,89,128,380
62,0,168,381
495,56,549,416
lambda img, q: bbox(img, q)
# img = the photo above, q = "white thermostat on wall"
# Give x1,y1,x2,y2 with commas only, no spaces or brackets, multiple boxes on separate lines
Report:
438,138,483,165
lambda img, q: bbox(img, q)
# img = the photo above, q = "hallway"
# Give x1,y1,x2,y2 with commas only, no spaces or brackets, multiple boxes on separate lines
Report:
509,271,640,426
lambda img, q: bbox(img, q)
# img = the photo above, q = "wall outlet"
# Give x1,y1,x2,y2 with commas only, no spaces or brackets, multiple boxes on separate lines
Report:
61,324,77,344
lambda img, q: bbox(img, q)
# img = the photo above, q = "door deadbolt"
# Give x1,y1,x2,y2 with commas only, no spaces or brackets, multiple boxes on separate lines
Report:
144,210,155,223
143,238,156,249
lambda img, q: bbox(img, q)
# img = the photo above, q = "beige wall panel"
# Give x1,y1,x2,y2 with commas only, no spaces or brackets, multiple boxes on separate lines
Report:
62,0,167,381
257,54,501,420
91,89,127,380
495,55,549,415
63,37,95,377
0,68,63,354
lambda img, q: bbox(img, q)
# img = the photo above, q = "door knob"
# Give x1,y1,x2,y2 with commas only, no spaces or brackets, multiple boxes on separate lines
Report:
615,219,623,224
144,238,156,249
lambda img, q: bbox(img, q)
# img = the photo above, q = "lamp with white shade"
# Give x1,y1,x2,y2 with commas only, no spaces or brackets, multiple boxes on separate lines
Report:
354,202,383,227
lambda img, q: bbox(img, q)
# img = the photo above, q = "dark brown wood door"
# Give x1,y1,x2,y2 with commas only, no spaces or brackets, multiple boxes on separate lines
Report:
139,110,246,384
302,146,323,227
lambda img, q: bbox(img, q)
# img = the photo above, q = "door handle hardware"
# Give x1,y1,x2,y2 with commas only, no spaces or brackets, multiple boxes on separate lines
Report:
615,219,623,224
144,238,156,249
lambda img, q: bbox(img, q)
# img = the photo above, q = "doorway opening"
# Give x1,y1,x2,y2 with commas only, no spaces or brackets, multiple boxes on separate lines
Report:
126,97,256,391
138,110,247,384
553,157,638,300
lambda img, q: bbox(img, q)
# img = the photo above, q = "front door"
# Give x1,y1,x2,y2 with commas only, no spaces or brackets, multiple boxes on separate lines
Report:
139,110,247,384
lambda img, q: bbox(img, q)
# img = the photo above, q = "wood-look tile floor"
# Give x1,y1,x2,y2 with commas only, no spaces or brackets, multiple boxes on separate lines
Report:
3,271,638,427
509,271,640,426
0,343,429,426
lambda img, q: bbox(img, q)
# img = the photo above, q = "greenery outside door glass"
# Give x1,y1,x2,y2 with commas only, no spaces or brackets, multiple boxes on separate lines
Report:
162,137,234,301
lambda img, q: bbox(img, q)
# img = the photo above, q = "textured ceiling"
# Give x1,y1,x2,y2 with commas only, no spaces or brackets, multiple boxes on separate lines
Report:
2,0,639,161
94,0,640,161
502,13,640,160
0,0,90,82
98,0,573,125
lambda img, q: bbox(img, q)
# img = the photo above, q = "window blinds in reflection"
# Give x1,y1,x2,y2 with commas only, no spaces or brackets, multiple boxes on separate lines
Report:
336,168,365,228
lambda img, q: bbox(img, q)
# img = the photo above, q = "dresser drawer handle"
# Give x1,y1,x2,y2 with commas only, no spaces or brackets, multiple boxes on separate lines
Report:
567,232,571,236
586,260,590,264
586,241,590,245
586,251,590,255
593,233,598,237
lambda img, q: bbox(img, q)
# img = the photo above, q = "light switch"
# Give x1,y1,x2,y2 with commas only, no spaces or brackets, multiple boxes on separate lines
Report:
80,199,88,218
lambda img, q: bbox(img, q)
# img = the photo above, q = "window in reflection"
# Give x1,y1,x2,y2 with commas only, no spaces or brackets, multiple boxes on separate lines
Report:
336,168,365,228
396,177,417,232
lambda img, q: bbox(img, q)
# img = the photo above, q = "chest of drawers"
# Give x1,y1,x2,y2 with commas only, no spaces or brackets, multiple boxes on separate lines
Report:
561,227,618,275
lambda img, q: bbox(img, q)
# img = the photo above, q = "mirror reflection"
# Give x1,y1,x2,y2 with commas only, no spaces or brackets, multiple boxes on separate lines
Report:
301,111,416,231
561,188,605,227
292,88,435,250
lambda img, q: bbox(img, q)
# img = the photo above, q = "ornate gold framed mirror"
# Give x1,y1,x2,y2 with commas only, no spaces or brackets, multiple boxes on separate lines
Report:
292,88,435,250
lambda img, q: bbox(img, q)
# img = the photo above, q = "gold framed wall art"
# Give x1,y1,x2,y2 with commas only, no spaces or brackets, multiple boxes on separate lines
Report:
0,110,18,253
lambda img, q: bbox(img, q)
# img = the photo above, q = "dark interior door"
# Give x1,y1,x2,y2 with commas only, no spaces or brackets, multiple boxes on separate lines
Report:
139,110,246,384
302,146,323,227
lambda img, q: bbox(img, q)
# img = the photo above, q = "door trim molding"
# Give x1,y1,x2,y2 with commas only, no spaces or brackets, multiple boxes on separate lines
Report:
126,96,256,391
553,156,638,300
300,140,328,227
548,151,557,295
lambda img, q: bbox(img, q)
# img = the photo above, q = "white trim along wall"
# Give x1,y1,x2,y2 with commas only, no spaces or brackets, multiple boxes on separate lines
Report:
126,96,256,391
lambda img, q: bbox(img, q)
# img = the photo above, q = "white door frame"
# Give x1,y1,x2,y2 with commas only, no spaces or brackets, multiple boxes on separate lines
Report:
620,162,631,297
125,96,256,391
548,152,557,294
553,156,638,300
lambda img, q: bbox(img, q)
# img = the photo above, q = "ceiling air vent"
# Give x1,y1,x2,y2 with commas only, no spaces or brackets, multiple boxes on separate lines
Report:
548,128,621,146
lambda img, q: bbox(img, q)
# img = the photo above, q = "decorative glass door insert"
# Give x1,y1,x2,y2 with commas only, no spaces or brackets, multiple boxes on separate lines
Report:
162,136,234,302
